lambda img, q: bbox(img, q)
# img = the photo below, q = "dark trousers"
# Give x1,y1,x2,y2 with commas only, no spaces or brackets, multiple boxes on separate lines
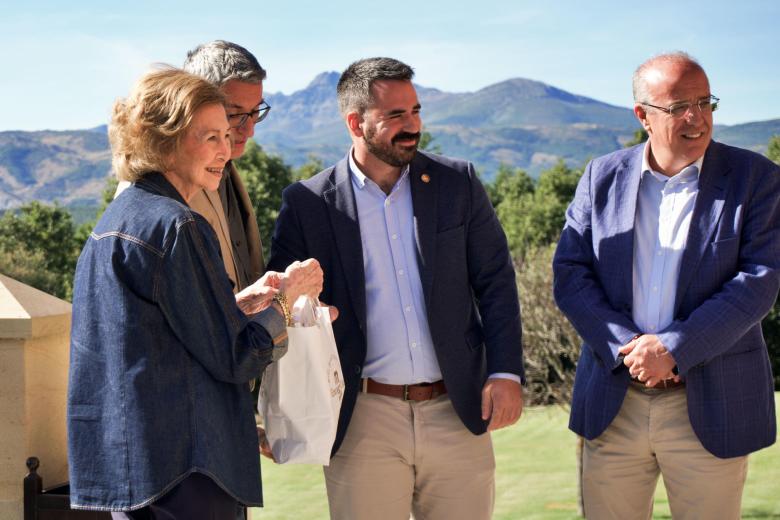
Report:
111,473,245,520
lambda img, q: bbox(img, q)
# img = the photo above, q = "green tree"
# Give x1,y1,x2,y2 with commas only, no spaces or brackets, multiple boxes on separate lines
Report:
294,155,325,181
624,128,649,147
234,140,294,259
0,201,80,300
486,163,534,208
0,244,63,297
489,164,535,259
768,134,780,164
536,160,581,216
418,129,442,154
99,176,120,210
75,175,120,246
491,160,581,260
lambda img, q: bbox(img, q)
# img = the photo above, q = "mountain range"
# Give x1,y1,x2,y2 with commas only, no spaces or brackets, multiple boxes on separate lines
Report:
1,73,779,211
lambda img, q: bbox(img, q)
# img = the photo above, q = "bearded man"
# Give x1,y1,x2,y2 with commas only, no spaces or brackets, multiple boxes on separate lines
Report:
267,57,526,520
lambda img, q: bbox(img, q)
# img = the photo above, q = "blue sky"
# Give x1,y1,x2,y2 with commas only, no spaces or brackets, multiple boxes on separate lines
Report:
2,0,778,131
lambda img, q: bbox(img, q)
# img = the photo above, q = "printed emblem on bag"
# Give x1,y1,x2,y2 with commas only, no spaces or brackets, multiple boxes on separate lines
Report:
329,356,344,400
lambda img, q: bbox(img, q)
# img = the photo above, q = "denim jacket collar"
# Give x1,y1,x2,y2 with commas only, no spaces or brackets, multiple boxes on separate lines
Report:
134,172,188,205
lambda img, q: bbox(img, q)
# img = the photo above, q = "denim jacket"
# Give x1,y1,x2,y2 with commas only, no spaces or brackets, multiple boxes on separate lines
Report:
67,173,286,511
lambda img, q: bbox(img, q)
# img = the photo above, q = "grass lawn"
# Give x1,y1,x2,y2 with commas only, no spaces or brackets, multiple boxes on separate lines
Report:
252,394,780,519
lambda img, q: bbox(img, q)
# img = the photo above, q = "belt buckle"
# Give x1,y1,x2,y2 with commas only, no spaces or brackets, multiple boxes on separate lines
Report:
402,384,410,401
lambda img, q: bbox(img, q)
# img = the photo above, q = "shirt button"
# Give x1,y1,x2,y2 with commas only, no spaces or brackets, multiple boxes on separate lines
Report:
411,342,417,348
398,269,405,275
405,306,411,313
392,234,398,240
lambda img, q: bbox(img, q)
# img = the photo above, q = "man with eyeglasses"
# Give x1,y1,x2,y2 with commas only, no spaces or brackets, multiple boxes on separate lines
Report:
553,51,779,518
182,40,269,292
182,40,284,469
116,40,270,292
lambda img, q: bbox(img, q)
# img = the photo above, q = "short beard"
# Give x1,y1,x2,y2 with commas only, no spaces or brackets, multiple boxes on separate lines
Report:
363,127,418,167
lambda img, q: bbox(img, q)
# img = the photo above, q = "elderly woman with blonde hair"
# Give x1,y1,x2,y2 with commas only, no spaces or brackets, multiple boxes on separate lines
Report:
67,68,323,519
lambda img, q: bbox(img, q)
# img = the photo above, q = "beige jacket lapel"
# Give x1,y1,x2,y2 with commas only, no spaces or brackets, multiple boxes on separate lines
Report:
189,188,240,291
227,163,265,280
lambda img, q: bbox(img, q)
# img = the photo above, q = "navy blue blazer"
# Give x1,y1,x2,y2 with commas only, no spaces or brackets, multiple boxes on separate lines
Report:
268,151,524,455
553,141,779,458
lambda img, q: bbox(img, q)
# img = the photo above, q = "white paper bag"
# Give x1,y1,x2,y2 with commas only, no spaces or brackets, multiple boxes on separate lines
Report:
258,297,344,465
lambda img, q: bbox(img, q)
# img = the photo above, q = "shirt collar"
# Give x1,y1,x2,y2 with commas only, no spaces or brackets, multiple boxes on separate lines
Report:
348,147,410,192
641,140,704,183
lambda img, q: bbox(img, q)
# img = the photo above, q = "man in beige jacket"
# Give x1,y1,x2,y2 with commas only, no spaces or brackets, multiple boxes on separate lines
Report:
117,40,267,291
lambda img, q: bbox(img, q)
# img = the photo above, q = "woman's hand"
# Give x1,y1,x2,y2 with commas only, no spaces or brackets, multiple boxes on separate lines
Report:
235,270,282,315
278,258,324,305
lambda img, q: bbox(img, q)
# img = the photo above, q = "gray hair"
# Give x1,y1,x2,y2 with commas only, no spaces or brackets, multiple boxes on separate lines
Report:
632,51,705,103
337,57,414,115
183,40,266,87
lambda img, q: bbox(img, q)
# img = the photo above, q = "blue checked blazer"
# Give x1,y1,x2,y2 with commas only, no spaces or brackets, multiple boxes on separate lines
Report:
553,141,779,458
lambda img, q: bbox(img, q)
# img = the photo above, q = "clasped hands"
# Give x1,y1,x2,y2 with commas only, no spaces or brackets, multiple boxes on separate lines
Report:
618,334,679,387
235,258,326,316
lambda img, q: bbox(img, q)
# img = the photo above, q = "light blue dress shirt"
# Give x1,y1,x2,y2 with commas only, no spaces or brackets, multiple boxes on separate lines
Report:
349,153,441,384
348,152,520,385
632,143,704,334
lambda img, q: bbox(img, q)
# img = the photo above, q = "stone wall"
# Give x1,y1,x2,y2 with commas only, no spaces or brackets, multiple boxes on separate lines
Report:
0,274,71,520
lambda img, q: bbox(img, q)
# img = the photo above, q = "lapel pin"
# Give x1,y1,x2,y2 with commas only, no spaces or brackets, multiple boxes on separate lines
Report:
421,173,430,183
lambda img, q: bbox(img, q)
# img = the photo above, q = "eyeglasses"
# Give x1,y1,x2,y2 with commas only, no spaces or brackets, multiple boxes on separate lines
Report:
228,101,271,128
640,95,719,118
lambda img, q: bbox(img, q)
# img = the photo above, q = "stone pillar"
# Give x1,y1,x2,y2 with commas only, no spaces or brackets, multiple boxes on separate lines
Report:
0,274,72,520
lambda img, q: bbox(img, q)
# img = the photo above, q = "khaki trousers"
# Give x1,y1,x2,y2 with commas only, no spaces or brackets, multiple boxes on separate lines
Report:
324,392,495,520
583,382,748,520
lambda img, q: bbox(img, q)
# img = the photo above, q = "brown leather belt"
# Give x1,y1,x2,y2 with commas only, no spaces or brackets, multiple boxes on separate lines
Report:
631,378,685,390
362,378,447,401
